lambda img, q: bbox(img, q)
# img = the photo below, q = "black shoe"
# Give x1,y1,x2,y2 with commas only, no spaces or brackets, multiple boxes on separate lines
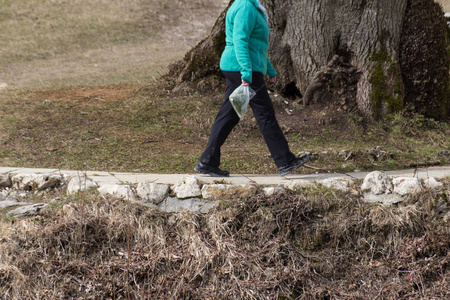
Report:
194,162,230,177
278,155,309,176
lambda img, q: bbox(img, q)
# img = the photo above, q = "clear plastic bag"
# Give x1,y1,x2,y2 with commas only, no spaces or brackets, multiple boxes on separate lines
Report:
229,85,256,120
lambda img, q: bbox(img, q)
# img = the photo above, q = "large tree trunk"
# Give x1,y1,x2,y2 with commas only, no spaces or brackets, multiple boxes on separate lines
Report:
167,1,231,91
168,0,449,121
399,0,450,120
268,0,407,119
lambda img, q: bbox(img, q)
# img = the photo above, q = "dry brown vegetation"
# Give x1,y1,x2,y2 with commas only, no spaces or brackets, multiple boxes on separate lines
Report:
1,183,449,299
0,0,226,89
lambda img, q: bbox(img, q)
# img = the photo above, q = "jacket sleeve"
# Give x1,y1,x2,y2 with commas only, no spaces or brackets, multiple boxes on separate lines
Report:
232,5,256,84
267,58,277,79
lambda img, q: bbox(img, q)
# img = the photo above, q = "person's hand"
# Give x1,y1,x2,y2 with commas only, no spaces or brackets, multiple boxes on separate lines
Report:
268,76,277,84
241,78,250,86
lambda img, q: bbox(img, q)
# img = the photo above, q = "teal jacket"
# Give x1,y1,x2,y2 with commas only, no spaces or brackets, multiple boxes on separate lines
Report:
220,0,277,84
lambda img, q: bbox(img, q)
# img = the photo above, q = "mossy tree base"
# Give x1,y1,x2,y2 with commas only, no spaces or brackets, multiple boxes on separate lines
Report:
166,1,231,92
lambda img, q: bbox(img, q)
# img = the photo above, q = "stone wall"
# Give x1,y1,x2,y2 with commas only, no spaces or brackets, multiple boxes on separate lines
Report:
0,171,446,218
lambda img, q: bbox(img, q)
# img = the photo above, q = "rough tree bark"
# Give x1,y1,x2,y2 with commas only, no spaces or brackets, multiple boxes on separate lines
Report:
268,0,408,119
399,0,450,120
168,0,449,121
167,1,231,91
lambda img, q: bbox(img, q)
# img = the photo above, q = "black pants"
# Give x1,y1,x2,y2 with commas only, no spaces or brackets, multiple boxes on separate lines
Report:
199,71,295,169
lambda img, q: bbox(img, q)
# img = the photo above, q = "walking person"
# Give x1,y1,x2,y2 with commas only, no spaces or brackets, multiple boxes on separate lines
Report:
195,0,309,177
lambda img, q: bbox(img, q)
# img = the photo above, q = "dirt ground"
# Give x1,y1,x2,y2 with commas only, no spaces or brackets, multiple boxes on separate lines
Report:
438,0,450,11
0,0,228,90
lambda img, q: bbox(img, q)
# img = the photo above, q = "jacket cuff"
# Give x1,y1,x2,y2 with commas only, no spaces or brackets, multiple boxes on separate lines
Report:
268,70,277,79
267,60,277,78
241,70,252,84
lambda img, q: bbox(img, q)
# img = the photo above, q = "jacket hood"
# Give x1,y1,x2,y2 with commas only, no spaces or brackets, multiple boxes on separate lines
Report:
247,0,264,14
251,0,268,21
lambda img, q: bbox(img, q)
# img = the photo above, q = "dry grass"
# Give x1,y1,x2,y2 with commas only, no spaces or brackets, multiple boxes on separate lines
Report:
0,0,227,89
0,183,449,299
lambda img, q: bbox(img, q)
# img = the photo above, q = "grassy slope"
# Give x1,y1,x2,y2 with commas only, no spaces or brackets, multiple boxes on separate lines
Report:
0,82,449,174
0,0,224,89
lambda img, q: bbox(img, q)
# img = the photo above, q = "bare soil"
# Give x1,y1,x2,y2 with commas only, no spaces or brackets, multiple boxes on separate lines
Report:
439,0,450,11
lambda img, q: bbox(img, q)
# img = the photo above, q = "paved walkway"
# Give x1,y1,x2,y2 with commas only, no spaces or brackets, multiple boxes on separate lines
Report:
1,166,449,187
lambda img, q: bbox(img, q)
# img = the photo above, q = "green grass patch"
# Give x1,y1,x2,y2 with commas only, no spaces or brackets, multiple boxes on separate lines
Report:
1,82,449,174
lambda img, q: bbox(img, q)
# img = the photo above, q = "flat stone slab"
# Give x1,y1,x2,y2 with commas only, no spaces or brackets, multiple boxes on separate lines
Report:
285,173,349,182
6,203,47,217
245,175,291,186
85,171,115,177
0,166,448,188
57,170,89,177
110,173,186,185
8,168,61,174
347,166,450,179
0,167,20,173
388,166,450,179
0,200,30,209
87,175,121,185
159,197,216,214
194,174,253,185
111,173,254,185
